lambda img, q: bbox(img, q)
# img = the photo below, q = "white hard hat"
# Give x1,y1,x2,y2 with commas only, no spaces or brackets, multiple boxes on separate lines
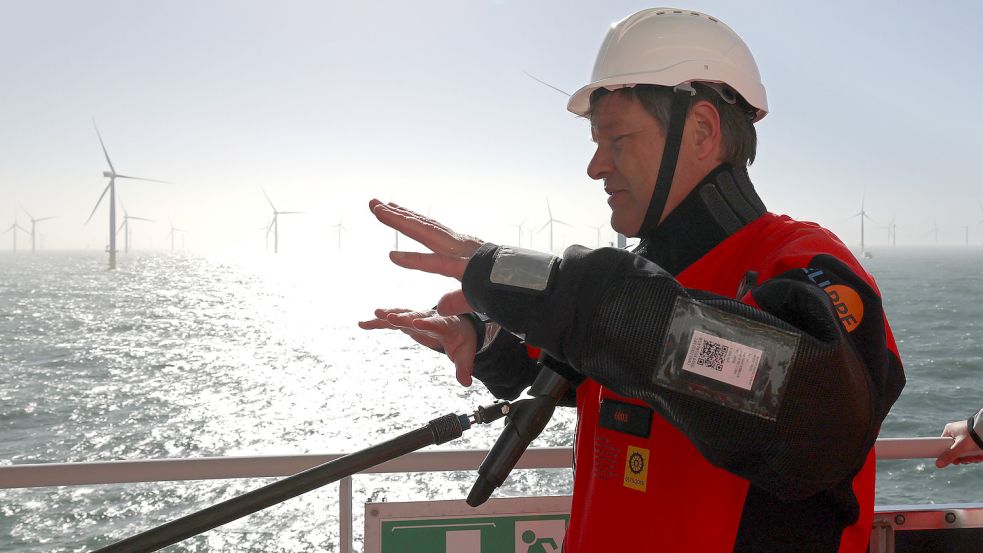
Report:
567,8,768,122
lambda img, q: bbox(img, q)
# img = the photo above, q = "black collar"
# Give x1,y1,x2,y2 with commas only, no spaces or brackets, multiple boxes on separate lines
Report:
635,164,767,276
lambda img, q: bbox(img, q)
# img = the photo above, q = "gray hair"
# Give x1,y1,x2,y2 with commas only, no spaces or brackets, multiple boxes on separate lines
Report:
588,83,758,167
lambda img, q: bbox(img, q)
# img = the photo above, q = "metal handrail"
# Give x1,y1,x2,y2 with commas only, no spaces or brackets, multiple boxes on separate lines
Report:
0,438,957,553
0,437,954,489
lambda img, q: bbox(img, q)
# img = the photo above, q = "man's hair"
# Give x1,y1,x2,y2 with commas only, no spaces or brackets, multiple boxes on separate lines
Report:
588,84,758,166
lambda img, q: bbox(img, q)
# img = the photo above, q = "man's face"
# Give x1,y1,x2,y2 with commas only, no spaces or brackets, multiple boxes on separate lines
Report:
588,92,667,236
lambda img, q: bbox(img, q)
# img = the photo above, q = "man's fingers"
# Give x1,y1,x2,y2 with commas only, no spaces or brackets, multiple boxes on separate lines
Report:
370,201,463,255
453,355,474,387
436,289,473,316
937,446,959,468
358,318,396,330
411,315,453,335
937,434,974,468
390,251,468,280
370,199,483,258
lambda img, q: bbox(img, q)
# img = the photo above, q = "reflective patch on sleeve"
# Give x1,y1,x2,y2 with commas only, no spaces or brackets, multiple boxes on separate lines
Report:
489,246,558,293
655,296,800,421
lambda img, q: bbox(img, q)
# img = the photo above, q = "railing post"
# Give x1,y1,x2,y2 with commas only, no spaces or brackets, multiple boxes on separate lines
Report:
340,476,353,553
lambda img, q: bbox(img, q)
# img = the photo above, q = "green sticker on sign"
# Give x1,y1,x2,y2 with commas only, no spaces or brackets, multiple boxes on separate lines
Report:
365,497,571,553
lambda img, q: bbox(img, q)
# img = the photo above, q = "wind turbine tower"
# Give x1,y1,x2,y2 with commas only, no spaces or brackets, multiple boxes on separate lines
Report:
332,219,348,249
86,121,170,270
538,200,572,253
3,215,28,251
167,221,185,252
850,196,875,257
262,189,304,254
22,209,56,253
509,219,527,246
927,221,940,245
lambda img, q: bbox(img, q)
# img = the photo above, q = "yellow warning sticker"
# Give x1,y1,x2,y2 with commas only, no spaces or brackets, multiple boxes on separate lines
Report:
623,445,649,492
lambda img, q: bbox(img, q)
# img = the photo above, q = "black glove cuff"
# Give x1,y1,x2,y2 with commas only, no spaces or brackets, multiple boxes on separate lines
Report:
968,415,983,450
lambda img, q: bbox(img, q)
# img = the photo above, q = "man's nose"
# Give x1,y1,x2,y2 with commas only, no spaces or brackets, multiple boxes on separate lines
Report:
587,146,611,181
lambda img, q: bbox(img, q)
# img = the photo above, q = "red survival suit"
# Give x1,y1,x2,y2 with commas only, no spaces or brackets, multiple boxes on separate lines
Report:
466,165,905,553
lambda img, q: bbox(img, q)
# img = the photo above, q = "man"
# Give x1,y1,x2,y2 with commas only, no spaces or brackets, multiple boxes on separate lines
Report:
361,8,904,552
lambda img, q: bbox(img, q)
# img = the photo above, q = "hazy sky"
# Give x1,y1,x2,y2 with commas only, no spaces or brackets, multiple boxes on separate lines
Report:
2,0,982,254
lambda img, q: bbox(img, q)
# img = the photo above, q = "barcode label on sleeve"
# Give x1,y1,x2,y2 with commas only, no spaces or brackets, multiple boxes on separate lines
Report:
682,330,762,391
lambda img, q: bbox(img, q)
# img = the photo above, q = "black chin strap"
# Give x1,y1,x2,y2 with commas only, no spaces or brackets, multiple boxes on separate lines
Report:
636,87,693,237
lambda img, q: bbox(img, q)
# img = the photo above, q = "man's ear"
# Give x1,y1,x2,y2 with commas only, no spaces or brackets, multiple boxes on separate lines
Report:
687,100,723,161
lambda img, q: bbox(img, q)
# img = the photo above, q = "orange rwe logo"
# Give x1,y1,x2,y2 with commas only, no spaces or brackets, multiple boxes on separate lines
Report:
825,284,864,332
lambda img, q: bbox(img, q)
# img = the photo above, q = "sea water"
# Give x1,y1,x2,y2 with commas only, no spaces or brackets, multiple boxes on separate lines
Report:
1,248,982,552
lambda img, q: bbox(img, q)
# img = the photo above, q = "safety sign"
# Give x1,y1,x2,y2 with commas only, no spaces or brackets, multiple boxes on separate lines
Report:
364,496,571,553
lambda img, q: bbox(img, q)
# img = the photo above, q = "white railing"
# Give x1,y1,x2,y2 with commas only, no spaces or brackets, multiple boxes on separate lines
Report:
0,438,955,553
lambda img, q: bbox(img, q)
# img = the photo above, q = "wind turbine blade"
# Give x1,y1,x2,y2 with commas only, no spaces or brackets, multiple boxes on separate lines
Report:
117,222,126,234
129,216,155,222
546,199,553,220
277,211,305,215
538,220,551,232
36,216,57,223
863,213,877,223
16,224,28,233
554,219,574,228
92,119,117,175
22,208,34,221
261,188,277,211
115,174,172,185
522,71,571,97
85,182,113,224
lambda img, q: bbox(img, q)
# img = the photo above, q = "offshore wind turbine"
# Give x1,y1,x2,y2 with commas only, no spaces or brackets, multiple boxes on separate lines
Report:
509,219,527,246
22,209,56,253
167,221,185,252
3,215,28,251
332,219,348,249
262,189,304,254
588,221,609,247
86,121,170,270
878,215,896,248
926,221,940,245
538,200,572,252
116,202,154,253
850,196,876,258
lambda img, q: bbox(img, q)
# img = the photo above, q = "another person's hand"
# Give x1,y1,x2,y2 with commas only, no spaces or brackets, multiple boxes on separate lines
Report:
358,308,479,386
369,199,484,315
936,419,983,468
